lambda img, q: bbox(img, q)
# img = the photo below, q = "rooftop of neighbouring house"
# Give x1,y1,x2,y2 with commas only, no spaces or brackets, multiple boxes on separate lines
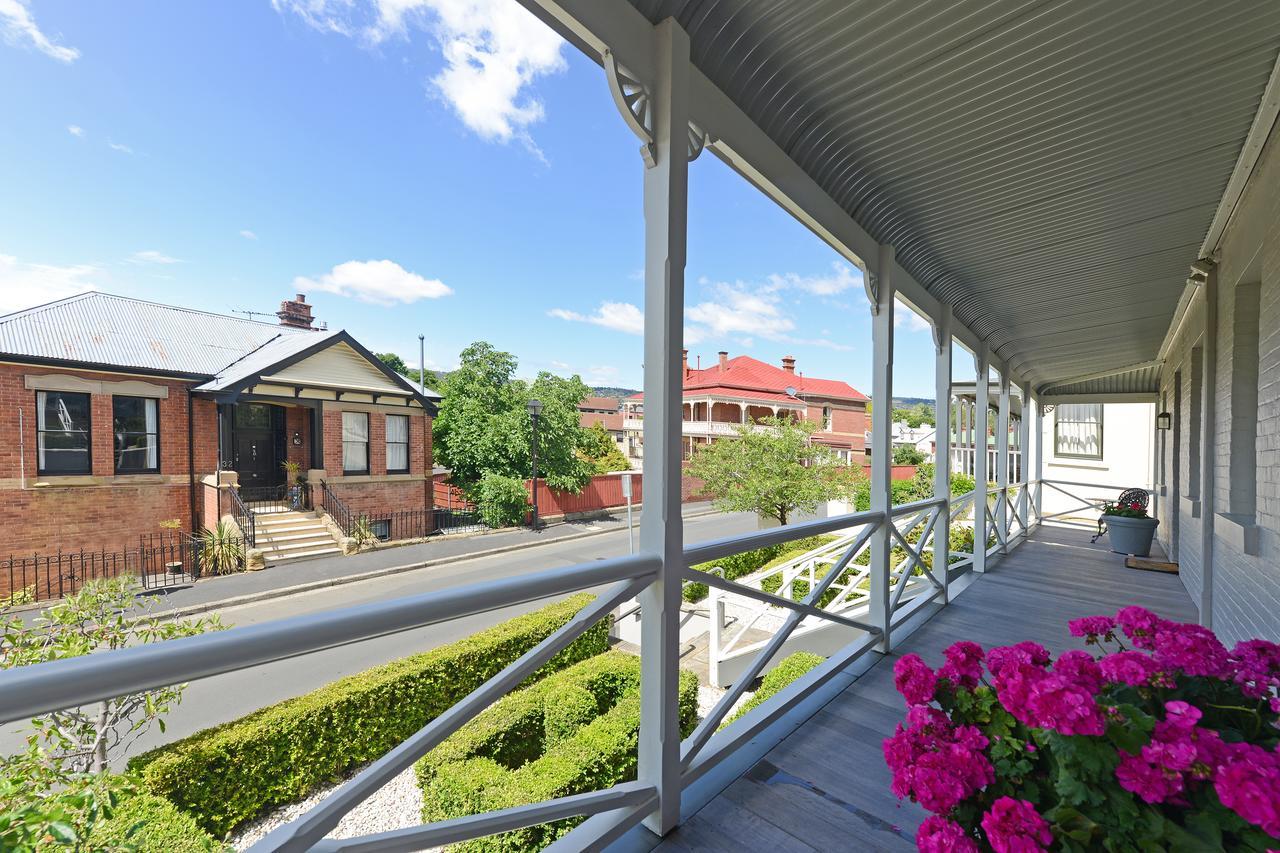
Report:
627,353,867,404
579,396,623,412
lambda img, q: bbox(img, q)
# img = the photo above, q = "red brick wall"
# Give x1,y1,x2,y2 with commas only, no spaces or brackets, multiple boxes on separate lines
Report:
323,408,430,477
803,399,867,453
0,365,221,555
285,406,311,470
326,479,430,517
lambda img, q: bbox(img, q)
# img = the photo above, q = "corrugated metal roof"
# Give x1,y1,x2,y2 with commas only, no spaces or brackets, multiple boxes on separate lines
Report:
0,292,304,376
628,0,1280,389
193,329,342,392
1040,363,1162,397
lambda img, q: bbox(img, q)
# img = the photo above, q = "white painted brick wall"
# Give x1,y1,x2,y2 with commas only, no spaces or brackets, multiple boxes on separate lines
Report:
1159,118,1280,646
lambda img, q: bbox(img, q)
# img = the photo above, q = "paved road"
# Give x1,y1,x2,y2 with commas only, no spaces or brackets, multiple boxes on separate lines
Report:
2,510,755,767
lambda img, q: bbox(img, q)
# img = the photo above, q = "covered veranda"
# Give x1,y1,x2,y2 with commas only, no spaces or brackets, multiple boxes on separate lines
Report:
1,2,1277,851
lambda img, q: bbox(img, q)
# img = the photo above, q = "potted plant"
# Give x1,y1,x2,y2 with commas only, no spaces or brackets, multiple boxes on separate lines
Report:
1102,499,1159,556
282,460,303,510
885,610,1280,851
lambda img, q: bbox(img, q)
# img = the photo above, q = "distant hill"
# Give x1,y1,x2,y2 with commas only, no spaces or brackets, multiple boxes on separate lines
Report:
590,386,639,399
894,397,935,410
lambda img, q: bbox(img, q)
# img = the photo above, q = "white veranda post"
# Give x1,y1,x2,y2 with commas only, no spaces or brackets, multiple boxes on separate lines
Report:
973,347,990,573
1018,381,1031,531
636,18,690,836
1033,397,1044,524
868,244,895,652
996,372,1011,553
932,307,952,599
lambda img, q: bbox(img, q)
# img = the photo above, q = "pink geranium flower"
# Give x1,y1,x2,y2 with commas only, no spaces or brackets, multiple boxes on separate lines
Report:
1068,615,1116,641
939,640,985,688
894,653,939,706
1115,606,1168,650
980,797,1053,852
917,815,978,853
1098,650,1161,687
1214,742,1280,837
1151,622,1230,678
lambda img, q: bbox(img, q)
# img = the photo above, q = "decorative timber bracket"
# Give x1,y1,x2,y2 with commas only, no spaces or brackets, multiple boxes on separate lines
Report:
605,50,710,168
864,270,879,316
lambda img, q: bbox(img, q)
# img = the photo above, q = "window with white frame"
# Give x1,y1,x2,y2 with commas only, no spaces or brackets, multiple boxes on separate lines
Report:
36,390,92,475
342,411,369,474
1053,404,1103,460
822,406,832,430
386,414,409,473
113,396,159,474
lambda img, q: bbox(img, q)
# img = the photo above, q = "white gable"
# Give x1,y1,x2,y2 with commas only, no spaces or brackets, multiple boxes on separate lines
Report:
262,341,410,396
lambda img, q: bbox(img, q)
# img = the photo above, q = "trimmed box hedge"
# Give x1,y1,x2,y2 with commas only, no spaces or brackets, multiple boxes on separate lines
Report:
722,651,825,729
129,593,609,838
89,791,229,852
418,651,699,852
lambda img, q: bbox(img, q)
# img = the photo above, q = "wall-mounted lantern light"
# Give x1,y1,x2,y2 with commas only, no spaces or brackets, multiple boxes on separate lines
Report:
1155,412,1172,431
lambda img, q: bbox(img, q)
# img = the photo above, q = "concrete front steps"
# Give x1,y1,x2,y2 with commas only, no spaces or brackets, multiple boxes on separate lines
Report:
253,510,342,565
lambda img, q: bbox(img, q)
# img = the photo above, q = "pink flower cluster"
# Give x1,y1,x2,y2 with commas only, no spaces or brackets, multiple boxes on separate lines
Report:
1115,701,1224,804
1231,639,1280,699
894,653,940,706
980,797,1054,853
883,705,994,814
916,816,977,853
1214,742,1280,837
989,645,1106,736
1068,615,1116,641
939,640,985,688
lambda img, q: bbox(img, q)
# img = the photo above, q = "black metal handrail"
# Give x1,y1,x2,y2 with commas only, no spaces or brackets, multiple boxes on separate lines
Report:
318,480,354,536
228,487,256,549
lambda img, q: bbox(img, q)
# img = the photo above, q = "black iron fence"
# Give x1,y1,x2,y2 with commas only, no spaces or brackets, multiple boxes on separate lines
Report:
239,482,311,514
1,532,246,610
432,507,485,535
317,480,354,537
228,486,256,549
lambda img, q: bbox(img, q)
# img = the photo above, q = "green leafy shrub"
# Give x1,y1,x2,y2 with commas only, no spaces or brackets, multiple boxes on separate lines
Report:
418,654,698,852
722,651,825,729
129,594,609,837
474,472,530,528
682,535,835,603
89,791,227,852
543,685,598,748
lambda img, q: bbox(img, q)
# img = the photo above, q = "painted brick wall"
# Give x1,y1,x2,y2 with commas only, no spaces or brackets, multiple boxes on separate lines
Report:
285,406,311,470
1157,118,1280,645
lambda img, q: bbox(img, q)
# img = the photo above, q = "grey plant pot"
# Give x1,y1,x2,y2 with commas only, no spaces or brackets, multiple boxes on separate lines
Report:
1107,515,1160,557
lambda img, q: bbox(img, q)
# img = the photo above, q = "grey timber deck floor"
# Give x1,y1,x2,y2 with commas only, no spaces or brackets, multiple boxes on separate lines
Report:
654,523,1197,852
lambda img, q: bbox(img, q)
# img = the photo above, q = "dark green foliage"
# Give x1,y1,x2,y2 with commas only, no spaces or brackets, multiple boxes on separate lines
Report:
543,685,598,748
129,594,609,838
893,444,927,465
418,653,698,852
89,791,228,852
722,652,825,729
475,472,530,527
578,421,629,474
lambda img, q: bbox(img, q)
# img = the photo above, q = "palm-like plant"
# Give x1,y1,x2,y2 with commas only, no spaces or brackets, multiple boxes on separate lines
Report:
199,521,245,575
350,515,377,550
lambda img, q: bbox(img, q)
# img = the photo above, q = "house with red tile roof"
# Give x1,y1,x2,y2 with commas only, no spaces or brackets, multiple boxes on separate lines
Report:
622,351,867,463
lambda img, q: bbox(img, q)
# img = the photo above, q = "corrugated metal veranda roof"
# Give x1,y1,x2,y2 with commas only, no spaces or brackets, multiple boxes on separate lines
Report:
626,0,1280,392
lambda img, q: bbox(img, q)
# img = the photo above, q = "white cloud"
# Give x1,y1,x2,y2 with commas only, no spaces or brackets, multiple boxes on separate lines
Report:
130,249,181,264
67,124,83,137
0,253,98,314
239,229,258,240
687,284,795,339
275,0,565,154
0,0,79,63
766,262,862,297
548,301,644,335
895,304,932,333
107,140,133,154
294,259,452,305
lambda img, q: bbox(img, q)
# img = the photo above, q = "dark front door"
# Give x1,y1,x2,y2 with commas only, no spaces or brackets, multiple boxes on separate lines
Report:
232,403,284,491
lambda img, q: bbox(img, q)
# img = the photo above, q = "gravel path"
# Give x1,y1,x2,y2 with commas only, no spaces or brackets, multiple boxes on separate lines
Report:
230,765,433,851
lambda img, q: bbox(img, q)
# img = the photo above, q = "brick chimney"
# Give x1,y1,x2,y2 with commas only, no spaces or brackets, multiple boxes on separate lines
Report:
682,348,689,378
278,293,315,329
718,351,729,372
781,355,796,374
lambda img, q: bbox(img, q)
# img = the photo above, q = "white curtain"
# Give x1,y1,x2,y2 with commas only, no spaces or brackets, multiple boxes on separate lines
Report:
144,398,158,468
1056,404,1102,457
386,415,408,471
343,412,369,472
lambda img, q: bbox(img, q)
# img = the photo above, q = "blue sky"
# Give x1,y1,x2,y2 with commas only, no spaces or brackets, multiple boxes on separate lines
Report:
0,0,952,396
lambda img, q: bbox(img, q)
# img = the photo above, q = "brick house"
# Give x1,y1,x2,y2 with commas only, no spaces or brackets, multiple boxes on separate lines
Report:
0,292,438,556
622,351,868,462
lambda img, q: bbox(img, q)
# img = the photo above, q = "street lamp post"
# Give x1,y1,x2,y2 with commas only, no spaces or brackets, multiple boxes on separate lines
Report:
527,399,543,530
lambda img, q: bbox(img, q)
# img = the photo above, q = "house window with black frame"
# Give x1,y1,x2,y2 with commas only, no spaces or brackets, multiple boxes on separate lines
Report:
386,414,409,474
113,396,159,474
342,411,369,474
1054,403,1103,460
36,390,92,475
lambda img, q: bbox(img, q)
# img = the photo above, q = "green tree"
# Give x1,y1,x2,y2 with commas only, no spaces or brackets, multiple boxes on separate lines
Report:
433,342,593,521
891,402,936,428
893,444,927,465
1,578,221,774
578,422,629,474
377,351,436,390
688,416,861,525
